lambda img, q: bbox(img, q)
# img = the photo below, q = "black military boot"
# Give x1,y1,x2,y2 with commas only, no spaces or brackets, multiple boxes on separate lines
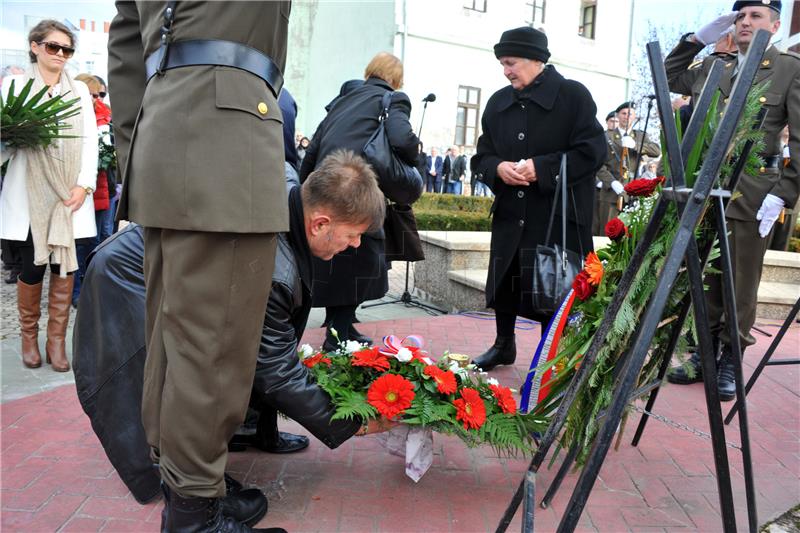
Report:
666,352,703,384
717,346,737,402
473,335,516,371
222,475,268,527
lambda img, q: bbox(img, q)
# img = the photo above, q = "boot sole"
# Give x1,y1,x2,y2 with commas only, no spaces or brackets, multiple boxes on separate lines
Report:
666,375,703,385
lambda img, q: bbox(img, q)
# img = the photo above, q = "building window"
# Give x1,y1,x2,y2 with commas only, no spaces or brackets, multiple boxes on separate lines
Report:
455,86,480,148
464,0,487,13
579,1,597,40
527,0,546,26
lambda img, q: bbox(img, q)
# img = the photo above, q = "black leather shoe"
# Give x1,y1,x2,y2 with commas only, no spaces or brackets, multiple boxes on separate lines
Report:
473,335,516,371
260,432,310,454
666,352,703,384
717,347,737,402
348,329,373,346
4,268,19,284
222,486,267,527
161,483,286,532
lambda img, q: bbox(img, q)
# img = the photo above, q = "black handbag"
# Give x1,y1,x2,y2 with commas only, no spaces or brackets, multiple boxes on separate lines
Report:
362,92,424,206
531,154,583,315
383,202,425,262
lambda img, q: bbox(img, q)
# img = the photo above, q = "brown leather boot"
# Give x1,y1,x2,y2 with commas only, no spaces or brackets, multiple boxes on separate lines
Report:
45,273,73,372
17,279,43,368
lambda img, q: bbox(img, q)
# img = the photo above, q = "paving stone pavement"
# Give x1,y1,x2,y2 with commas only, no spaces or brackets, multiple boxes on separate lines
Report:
2,263,799,532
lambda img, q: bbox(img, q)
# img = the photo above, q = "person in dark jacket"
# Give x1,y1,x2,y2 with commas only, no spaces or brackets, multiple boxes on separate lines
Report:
73,150,390,524
299,52,421,352
471,27,606,371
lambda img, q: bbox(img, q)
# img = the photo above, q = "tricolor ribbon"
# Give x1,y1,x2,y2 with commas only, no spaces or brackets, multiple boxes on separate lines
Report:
519,289,577,413
379,334,425,357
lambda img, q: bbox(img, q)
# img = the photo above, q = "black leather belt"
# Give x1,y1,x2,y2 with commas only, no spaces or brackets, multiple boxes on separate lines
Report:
762,155,781,169
144,39,283,97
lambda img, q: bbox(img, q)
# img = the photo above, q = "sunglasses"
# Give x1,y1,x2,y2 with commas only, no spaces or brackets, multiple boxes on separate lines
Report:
37,41,75,59
91,92,107,99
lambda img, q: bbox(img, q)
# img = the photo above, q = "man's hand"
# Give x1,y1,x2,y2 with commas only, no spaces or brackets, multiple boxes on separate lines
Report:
63,186,89,212
620,135,636,149
756,193,784,238
695,12,737,45
356,417,399,436
497,161,530,186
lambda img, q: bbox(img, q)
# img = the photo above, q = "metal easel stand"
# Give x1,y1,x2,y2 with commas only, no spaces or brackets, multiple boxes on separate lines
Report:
495,31,771,533
725,295,800,424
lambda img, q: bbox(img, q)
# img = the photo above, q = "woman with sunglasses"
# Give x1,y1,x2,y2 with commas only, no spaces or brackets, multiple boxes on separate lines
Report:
0,19,98,372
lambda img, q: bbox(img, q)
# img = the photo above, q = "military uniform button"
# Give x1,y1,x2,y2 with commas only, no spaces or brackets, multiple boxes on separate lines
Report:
519,219,525,227
518,132,525,140
517,191,524,198
762,59,770,66
257,102,268,115
759,96,766,103
723,97,729,104
759,166,766,173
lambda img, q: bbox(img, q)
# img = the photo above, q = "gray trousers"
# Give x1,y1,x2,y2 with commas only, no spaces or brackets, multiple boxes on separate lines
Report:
141,228,276,497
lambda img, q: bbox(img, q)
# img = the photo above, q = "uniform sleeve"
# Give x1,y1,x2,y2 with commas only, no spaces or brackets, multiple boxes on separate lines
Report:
640,131,662,158
76,84,99,190
251,280,361,449
665,36,706,96
386,92,420,165
107,1,145,180
596,163,615,189
770,73,800,207
533,83,606,194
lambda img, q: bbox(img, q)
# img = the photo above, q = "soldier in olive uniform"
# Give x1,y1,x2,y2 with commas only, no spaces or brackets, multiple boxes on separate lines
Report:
664,0,800,401
108,2,290,531
592,102,661,235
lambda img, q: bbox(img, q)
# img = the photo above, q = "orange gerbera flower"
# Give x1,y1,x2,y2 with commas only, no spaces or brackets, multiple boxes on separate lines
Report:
453,387,487,430
367,374,415,418
423,365,457,394
489,384,517,414
584,251,604,286
302,353,331,368
351,347,390,371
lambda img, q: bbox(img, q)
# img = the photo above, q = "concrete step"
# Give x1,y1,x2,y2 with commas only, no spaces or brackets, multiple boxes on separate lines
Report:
447,270,800,320
762,250,800,283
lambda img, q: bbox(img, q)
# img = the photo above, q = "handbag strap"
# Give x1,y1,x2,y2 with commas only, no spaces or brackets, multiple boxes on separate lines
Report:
543,153,567,248
378,91,392,122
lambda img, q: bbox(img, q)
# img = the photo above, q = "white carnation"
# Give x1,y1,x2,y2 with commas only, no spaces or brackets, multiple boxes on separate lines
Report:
395,347,413,362
487,377,499,386
344,340,363,353
298,344,314,359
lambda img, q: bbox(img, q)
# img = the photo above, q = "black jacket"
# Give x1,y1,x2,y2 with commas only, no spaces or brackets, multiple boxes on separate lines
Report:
471,65,606,320
299,77,421,306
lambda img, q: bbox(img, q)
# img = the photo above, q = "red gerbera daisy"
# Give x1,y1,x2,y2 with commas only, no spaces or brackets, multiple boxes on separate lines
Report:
423,365,457,394
490,384,517,414
366,374,415,419
302,353,331,368
352,346,390,371
453,387,487,430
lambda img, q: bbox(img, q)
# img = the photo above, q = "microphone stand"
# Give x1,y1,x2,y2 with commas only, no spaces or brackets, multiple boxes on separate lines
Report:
363,96,446,316
633,97,655,179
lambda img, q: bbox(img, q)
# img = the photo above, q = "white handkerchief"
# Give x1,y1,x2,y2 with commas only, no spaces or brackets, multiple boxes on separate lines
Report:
377,425,434,482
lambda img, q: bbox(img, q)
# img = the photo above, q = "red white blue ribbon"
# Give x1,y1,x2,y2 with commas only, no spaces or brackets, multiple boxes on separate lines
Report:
380,334,425,357
519,289,576,413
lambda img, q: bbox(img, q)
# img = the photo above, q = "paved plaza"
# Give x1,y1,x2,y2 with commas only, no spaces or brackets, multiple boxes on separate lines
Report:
1,266,799,532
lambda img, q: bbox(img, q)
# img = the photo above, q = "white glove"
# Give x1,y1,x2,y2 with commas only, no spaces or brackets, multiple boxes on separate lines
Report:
611,180,625,195
620,135,636,149
756,193,784,238
596,181,603,189
695,12,738,46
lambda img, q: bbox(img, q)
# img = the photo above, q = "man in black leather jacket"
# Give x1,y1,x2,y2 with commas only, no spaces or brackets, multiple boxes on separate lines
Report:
73,150,389,521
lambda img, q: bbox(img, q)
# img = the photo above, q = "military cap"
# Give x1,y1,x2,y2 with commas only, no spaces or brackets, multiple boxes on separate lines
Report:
606,111,616,121
616,101,635,113
732,0,781,13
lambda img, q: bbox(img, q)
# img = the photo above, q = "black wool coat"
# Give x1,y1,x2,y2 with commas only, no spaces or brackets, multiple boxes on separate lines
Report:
471,65,606,321
300,77,420,307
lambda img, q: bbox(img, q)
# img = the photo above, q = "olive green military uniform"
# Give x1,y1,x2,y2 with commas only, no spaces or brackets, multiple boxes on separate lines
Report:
108,1,290,498
665,37,800,348
592,128,661,235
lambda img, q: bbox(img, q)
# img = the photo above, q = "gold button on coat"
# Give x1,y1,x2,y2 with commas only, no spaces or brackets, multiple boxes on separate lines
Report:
760,167,766,173
257,102,268,115
759,96,767,103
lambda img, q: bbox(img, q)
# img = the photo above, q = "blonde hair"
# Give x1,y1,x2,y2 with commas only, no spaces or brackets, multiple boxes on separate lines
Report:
75,73,101,93
364,52,404,90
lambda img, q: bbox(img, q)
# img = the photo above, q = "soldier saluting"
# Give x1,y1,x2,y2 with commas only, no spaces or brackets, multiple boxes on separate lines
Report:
592,101,661,235
663,0,800,401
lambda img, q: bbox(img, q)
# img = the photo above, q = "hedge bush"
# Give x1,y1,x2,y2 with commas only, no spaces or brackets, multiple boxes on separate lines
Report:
413,192,492,231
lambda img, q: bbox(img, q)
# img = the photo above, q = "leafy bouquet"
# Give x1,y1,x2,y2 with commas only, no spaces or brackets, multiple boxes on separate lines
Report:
1,78,81,150
532,85,767,465
97,125,117,171
303,333,548,455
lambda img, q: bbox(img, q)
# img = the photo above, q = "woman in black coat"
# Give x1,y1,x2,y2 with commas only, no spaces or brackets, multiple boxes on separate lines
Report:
471,27,606,371
299,52,420,350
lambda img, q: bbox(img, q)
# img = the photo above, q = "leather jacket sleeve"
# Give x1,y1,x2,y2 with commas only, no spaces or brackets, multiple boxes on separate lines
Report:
251,278,361,449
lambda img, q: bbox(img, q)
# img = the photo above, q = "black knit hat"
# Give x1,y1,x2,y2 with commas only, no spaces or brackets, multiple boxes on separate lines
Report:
494,27,551,63
732,1,781,13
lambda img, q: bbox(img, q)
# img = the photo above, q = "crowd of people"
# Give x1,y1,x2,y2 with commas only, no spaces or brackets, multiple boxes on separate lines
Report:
0,1,797,532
